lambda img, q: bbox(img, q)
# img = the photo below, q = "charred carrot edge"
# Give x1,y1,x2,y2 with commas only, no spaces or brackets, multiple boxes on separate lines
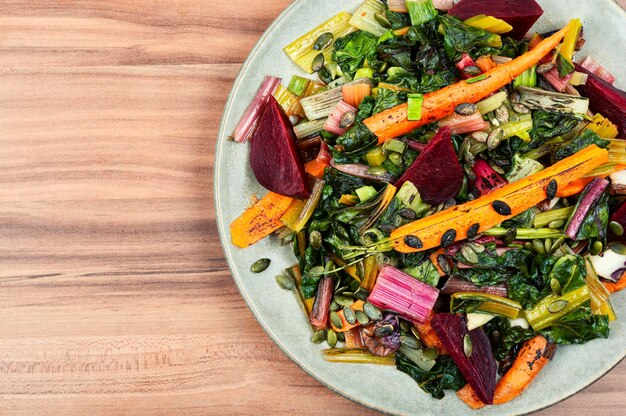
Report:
475,56,497,73
558,164,626,197
413,311,448,355
493,335,550,405
390,145,608,253
363,21,576,143
230,192,293,248
330,300,365,333
603,272,626,293
429,248,446,277
456,384,486,409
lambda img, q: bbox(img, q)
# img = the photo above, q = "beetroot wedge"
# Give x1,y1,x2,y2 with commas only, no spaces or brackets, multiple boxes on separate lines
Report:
574,63,626,138
250,97,310,198
449,0,543,40
431,313,497,404
609,200,626,242
395,127,463,205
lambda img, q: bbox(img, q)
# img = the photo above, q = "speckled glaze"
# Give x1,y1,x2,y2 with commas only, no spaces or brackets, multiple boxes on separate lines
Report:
215,1,626,414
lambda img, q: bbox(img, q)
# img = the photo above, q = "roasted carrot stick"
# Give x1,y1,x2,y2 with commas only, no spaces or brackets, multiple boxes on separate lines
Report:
557,164,626,197
456,384,486,409
363,21,576,142
493,335,551,405
230,192,293,248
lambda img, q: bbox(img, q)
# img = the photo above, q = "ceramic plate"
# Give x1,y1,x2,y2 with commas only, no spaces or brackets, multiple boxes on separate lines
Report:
215,1,626,414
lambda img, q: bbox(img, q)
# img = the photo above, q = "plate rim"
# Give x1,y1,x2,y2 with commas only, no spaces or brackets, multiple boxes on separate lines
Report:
214,1,626,414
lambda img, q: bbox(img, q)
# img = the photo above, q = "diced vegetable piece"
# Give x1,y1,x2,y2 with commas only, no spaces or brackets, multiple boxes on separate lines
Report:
367,265,439,324
330,301,365,332
533,206,574,228
342,82,371,108
383,139,407,154
363,22,575,141
457,384,486,409
412,311,448,354
283,12,356,73
448,0,543,40
273,84,304,117
475,56,497,73
406,0,438,26
517,86,588,115
229,76,281,143
439,112,489,135
390,145,608,253
456,53,479,80
579,56,616,85
344,327,365,348
356,185,377,202
464,15,513,34
395,127,464,205
294,119,326,139
250,97,309,198
513,65,537,88
432,0,455,10
324,100,357,136
585,114,618,139
301,78,371,120
525,285,590,331
288,75,310,97
304,142,331,178
493,335,552,404
431,313,497,404
564,177,609,240
575,62,626,137
407,94,424,121
500,113,533,139
354,67,375,80
322,348,396,365
441,277,508,297
388,0,408,13
329,161,396,182
473,157,508,196
349,0,387,37
569,71,588,86
310,276,334,330
589,250,626,283
365,146,387,167
230,192,293,248
450,292,521,319
466,313,496,331
279,198,307,231
476,91,507,115
506,154,544,183
541,67,572,92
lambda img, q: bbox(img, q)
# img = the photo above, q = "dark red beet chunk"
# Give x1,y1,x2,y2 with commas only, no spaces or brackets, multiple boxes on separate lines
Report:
449,0,543,40
574,63,626,138
609,201,626,242
250,97,310,198
473,157,508,196
431,313,497,404
395,127,463,205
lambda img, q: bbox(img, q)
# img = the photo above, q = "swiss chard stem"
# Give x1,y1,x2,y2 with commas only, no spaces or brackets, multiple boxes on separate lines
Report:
483,227,564,239
533,207,575,228
322,348,396,365
524,285,590,331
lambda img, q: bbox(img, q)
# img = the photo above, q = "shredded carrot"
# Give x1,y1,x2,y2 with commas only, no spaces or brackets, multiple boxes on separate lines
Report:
603,272,626,293
493,335,551,404
475,56,497,73
413,311,448,355
230,192,293,248
342,83,371,108
456,384,486,409
362,21,576,143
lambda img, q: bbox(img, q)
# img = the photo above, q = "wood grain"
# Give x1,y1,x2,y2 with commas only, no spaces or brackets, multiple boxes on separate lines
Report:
0,1,625,415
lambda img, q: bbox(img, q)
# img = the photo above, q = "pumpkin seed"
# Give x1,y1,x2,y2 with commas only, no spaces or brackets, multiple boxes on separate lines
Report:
463,334,473,357
388,152,404,167
548,299,568,313
363,302,383,321
337,332,345,342
313,32,334,51
354,287,370,301
368,166,388,176
492,200,511,215
311,53,325,72
444,198,456,210
455,102,478,116
548,220,565,229
537,62,555,74
546,179,558,200
375,324,394,338
374,12,392,28
504,227,518,244
308,265,325,277
461,245,479,263
400,321,411,333
551,237,565,252
462,66,481,76
610,221,624,237
410,325,421,340
533,239,546,254
509,91,521,103
401,335,422,350
459,140,471,159
591,240,603,255
611,243,626,255
330,311,343,329
251,258,271,273
343,307,357,325
327,329,338,347
398,208,417,220
356,310,370,325
309,230,322,249
441,229,457,248
311,330,327,344
544,238,553,254
489,160,505,175
487,127,504,150
471,131,488,143
423,347,439,361
330,300,340,312
467,223,480,239
495,105,510,124
404,235,423,249
511,103,530,114
437,254,451,275
466,242,485,253
275,274,296,290
524,242,534,251
334,295,355,307
550,277,562,296
339,110,356,129
318,66,332,84
464,163,477,181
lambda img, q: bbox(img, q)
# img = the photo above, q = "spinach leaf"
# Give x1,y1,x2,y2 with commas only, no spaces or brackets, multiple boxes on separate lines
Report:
546,255,587,295
336,122,378,153
439,15,502,60
539,306,610,344
453,245,533,286
404,259,440,287
508,254,558,309
356,95,376,121
484,317,536,361
396,352,466,399
512,110,579,154
553,130,610,162
299,246,325,298
373,87,404,114
377,38,414,69
385,8,411,30
332,31,379,78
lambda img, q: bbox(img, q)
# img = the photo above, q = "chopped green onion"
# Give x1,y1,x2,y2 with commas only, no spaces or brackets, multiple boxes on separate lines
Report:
466,74,488,84
356,185,378,202
476,91,508,115
288,75,310,97
407,93,424,121
383,139,407,154
406,0,438,26
365,146,387,167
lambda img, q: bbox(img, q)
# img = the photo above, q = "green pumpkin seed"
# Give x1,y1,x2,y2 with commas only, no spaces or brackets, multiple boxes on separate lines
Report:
550,278,562,296
343,307,357,325
544,238,553,254
461,245,479,263
311,53,325,72
389,152,404,167
374,12,392,28
455,103,478,116
440,229,457,248
275,274,296,290
423,347,439,361
251,258,270,273
337,332,345,342
463,334,473,357
317,66,332,84
311,330,327,344
511,103,530,114
523,242,534,251
401,335,422,350
466,242,485,253
504,227,518,245
487,128,504,150
590,240,603,255
611,243,626,255
471,131,489,143
410,325,421,341
309,230,323,249
327,329,338,347
437,254,451,275
354,287,370,301
356,310,370,325
551,237,565,252
339,110,356,129
610,221,624,237
375,324,395,338
533,239,545,254
548,299,568,313
330,311,343,329
329,300,340,312
363,302,383,321
537,62,555,74
334,295,355,307
495,105,510,124
368,166,388,176
398,208,417,220
313,32,334,51
509,91,521,103
548,220,565,229
308,265,325,277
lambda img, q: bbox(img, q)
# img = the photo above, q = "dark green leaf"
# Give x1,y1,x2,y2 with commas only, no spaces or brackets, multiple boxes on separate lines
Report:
539,306,610,344
332,31,379,78
396,352,466,399
553,130,610,162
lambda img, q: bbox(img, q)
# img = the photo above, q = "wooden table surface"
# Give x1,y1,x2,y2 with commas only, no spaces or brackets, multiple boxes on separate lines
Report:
1,1,625,415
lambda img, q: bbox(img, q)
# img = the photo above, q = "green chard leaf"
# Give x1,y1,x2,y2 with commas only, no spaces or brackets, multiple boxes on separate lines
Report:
553,130,610,162
396,352,466,400
332,31,379,78
539,306,609,344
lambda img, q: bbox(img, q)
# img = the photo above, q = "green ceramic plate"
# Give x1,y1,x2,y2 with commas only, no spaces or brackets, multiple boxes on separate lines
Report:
216,1,626,414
